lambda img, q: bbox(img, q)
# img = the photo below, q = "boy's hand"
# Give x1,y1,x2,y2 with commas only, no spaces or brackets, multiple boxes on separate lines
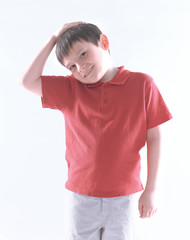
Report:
138,189,158,218
54,21,85,42
21,21,85,96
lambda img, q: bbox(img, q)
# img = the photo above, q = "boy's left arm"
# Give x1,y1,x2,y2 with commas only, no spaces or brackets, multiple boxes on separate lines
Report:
138,126,161,218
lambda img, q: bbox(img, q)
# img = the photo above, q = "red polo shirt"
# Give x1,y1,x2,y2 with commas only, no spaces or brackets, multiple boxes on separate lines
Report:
41,66,172,197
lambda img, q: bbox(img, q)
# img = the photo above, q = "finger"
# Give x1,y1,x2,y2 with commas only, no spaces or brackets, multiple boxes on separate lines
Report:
140,207,147,218
148,208,157,218
147,210,152,218
138,202,143,217
65,21,85,28
141,210,147,218
141,207,150,218
152,208,158,216
71,21,85,24
55,21,85,39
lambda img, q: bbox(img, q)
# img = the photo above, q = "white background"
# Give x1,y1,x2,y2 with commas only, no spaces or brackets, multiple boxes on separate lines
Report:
0,0,190,239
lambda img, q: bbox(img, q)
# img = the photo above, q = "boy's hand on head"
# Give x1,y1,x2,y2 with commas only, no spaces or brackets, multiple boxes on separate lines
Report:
54,21,85,42
138,189,158,218
21,21,85,96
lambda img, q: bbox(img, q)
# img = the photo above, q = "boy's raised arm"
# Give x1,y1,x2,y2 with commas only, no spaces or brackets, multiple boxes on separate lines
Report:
21,21,84,96
21,35,56,96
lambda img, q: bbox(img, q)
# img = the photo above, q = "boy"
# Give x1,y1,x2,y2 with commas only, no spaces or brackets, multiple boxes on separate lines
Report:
21,21,172,239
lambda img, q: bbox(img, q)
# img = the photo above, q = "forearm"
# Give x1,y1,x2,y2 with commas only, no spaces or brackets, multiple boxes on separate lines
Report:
138,126,161,218
145,127,161,192
21,35,57,88
21,22,84,90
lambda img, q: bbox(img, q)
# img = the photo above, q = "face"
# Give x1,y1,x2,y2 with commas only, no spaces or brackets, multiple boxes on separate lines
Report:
62,36,110,84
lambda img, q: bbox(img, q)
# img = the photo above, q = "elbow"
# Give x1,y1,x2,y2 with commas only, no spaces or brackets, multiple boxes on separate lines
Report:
20,72,33,90
20,72,28,88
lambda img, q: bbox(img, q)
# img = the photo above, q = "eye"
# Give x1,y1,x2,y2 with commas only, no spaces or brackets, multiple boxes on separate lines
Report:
70,64,76,71
80,52,86,58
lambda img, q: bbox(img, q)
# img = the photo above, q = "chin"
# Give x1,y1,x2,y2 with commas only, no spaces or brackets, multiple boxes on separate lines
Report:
85,78,99,84
80,74,100,84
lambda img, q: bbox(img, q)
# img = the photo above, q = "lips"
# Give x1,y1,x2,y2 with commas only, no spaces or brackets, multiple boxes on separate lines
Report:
84,65,94,78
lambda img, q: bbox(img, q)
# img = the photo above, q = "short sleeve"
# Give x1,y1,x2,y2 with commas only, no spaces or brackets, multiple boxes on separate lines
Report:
145,76,173,129
41,75,72,111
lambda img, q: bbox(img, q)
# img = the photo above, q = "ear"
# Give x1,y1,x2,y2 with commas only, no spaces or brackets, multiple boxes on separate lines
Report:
100,34,109,50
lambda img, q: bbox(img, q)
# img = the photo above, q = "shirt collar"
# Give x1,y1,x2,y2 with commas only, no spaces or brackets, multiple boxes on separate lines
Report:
86,66,130,88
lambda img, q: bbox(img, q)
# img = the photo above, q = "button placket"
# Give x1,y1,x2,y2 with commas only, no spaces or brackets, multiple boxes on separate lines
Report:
101,84,109,111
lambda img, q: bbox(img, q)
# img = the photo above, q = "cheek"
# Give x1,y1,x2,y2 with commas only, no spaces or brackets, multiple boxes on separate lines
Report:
88,50,101,63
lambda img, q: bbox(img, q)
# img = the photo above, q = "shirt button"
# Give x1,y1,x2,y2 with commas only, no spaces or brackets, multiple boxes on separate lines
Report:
104,100,107,104
103,84,108,88
103,92,107,95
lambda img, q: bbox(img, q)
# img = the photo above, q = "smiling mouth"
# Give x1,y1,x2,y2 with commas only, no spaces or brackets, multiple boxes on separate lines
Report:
84,66,94,78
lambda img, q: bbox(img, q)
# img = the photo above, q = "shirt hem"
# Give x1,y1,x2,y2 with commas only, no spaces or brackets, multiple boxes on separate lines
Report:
65,182,144,198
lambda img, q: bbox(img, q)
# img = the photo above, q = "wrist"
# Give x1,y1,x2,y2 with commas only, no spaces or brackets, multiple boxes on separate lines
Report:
50,35,57,45
144,184,160,194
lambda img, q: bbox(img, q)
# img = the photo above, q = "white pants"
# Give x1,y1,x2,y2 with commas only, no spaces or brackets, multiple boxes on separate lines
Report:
64,190,140,240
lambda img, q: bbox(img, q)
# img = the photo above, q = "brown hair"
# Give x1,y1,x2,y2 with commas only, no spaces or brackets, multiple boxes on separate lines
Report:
55,23,103,65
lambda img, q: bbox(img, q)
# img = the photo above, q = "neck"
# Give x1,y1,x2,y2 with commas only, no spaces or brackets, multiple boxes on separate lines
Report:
100,65,119,83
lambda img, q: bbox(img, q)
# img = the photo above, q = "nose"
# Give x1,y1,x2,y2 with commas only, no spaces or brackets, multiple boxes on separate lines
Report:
78,64,87,73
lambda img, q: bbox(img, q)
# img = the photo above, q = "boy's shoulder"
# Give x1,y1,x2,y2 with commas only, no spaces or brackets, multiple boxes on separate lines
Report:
127,69,154,87
129,69,153,80
41,73,75,83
